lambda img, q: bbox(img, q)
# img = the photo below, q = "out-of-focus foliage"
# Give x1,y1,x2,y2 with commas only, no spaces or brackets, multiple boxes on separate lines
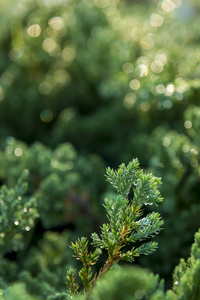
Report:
73,265,164,300
0,138,106,229
167,228,200,300
1,0,200,298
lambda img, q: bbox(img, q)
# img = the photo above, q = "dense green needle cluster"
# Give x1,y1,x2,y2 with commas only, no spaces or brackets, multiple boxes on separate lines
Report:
0,170,38,255
66,159,163,296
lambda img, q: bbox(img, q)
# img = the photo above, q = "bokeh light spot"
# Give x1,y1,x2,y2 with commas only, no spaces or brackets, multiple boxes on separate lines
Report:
173,0,182,8
161,0,176,12
163,100,172,109
14,148,23,157
136,64,148,77
190,148,198,156
61,46,76,64
48,17,64,30
156,84,165,94
162,137,171,147
130,79,140,90
167,84,175,93
54,69,71,85
140,102,150,112
149,14,164,27
184,120,192,129
39,82,52,95
123,93,137,109
1,72,14,86
140,36,154,50
151,61,163,73
182,144,190,153
137,56,149,66
135,289,144,299
27,24,41,38
131,27,140,41
83,0,94,7
155,53,167,65
191,159,198,168
122,62,134,74
40,109,54,123
94,0,110,8
9,48,24,61
42,38,57,53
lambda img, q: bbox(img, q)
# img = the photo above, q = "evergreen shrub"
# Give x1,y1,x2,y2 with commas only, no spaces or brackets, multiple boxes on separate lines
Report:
1,0,200,299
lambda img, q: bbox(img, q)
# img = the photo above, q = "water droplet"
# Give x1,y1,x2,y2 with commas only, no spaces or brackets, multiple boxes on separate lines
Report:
144,202,153,206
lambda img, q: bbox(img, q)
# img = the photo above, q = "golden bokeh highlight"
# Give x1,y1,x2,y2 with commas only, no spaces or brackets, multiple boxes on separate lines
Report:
42,38,57,53
184,120,192,129
130,79,140,90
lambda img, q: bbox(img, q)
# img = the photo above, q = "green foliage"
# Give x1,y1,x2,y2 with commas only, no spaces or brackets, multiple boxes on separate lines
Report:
0,169,38,254
0,138,106,230
18,231,72,299
0,283,36,300
167,229,200,300
1,0,200,298
74,266,163,300
66,159,163,295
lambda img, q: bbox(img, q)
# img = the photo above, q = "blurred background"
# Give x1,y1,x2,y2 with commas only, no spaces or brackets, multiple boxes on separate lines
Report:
1,0,200,298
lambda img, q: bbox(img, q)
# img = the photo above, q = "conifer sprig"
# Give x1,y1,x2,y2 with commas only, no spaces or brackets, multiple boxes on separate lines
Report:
66,158,164,296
